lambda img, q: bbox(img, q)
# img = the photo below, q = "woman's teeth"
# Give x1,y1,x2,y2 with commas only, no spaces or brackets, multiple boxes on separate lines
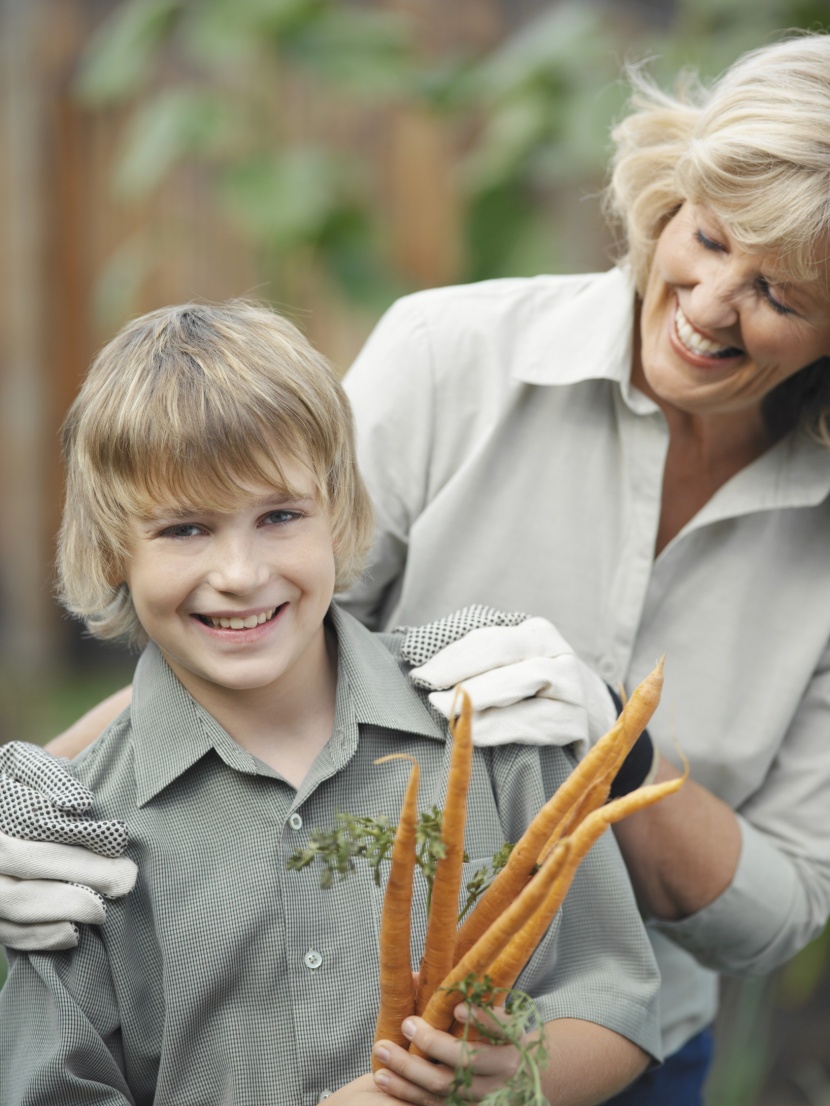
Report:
675,305,740,359
204,607,277,630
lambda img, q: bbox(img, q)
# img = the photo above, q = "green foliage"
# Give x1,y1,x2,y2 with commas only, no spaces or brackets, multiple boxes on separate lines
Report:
459,842,514,923
445,975,548,1106
74,0,829,320
286,812,396,888
288,808,513,923
75,0,181,103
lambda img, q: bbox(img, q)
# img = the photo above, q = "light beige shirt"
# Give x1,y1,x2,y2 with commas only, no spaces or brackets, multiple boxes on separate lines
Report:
341,266,830,1056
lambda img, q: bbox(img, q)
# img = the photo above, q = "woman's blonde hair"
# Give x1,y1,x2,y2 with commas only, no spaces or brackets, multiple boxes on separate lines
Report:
604,32,830,442
57,300,374,647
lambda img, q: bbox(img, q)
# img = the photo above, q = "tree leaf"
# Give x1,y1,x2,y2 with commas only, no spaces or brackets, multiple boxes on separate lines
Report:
74,0,181,104
114,89,236,198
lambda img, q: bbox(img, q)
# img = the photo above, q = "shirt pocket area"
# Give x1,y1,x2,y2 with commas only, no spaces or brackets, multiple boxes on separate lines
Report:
369,856,512,980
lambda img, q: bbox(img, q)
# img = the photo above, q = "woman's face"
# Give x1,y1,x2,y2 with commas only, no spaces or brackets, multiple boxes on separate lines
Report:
635,202,830,424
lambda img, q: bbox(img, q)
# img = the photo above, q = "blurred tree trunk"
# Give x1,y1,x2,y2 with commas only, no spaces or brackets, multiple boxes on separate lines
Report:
0,0,58,676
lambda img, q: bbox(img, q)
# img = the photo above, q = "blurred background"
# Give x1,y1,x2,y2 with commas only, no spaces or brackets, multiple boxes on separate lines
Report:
2,0,830,1100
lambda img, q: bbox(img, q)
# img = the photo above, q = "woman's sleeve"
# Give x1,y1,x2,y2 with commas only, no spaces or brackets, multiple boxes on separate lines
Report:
653,641,830,976
339,296,438,629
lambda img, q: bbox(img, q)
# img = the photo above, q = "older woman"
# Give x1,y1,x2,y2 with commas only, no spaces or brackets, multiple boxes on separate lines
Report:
3,30,830,1106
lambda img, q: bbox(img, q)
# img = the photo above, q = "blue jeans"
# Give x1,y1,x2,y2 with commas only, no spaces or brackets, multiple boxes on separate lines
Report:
603,1028,714,1106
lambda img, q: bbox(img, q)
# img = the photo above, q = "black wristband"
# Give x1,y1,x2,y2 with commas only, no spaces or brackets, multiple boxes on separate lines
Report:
604,685,657,799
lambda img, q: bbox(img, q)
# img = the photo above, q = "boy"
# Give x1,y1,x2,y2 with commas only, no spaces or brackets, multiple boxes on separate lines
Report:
0,302,659,1105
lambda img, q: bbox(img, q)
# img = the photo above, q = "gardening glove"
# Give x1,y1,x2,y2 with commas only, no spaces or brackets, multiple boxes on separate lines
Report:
0,741,137,950
399,605,618,756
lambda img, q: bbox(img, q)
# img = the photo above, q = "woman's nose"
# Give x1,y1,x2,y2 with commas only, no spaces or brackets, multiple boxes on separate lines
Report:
686,269,740,331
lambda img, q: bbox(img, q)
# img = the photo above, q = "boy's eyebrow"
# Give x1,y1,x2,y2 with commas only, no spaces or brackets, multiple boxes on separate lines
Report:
142,491,317,522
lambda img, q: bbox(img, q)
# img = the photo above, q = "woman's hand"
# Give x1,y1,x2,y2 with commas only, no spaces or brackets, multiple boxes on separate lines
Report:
372,1008,522,1105
0,741,136,949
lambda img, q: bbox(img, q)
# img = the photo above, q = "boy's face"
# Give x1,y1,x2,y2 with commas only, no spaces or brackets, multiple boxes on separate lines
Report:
122,460,337,710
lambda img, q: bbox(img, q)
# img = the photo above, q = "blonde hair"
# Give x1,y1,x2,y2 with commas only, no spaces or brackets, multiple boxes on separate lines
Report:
58,301,374,647
604,32,830,442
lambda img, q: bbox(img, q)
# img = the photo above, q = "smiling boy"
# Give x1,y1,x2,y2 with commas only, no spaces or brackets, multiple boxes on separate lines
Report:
0,302,660,1106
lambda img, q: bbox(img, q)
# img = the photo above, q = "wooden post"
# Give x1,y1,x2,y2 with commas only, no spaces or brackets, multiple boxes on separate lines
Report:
0,0,57,675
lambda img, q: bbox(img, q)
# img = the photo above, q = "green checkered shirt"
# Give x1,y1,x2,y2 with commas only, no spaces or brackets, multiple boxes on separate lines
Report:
0,606,660,1105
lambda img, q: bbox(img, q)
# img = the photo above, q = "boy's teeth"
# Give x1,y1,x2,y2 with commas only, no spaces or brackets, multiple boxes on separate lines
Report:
207,608,276,630
675,305,737,357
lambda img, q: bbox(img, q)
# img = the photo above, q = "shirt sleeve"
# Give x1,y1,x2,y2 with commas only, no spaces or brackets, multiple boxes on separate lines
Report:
339,295,439,629
652,642,830,976
0,933,134,1105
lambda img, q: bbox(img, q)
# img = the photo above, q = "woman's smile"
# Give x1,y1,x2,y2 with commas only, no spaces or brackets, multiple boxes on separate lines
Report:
672,301,743,363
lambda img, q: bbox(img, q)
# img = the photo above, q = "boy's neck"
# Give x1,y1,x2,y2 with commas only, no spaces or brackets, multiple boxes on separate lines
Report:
166,623,339,790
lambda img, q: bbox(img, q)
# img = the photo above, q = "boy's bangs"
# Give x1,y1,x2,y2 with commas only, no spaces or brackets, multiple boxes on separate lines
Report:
120,437,323,520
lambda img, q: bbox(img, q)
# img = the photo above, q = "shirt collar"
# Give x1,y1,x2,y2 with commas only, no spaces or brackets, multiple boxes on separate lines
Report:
328,604,445,740
511,265,830,511
131,605,443,806
511,267,646,400
685,428,830,533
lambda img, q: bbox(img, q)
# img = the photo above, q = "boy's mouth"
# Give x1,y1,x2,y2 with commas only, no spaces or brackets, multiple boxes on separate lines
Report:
196,605,281,630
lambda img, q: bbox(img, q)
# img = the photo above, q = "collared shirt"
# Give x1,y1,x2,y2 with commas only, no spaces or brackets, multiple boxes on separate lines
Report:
341,267,830,1056
0,606,661,1106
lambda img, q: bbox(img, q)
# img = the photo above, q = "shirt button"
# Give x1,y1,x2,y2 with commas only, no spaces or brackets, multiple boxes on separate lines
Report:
288,812,303,830
318,1092,332,1102
599,659,616,682
304,949,323,970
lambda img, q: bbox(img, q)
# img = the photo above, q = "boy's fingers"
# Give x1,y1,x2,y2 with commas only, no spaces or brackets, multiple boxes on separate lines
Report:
0,742,93,814
372,1047,449,1106
453,1002,513,1042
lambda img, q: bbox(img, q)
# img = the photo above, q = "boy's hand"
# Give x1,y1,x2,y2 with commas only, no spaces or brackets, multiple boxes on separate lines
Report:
324,1073,404,1105
0,742,137,950
371,1009,522,1105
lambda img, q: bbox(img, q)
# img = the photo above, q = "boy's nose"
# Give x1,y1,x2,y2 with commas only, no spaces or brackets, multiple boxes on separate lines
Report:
206,537,270,594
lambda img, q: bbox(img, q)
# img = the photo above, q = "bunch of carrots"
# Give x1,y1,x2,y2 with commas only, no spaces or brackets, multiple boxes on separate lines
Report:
372,658,684,1064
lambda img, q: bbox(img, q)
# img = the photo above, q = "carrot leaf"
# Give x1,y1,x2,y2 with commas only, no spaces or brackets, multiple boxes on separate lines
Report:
444,975,548,1106
287,813,396,888
458,842,515,922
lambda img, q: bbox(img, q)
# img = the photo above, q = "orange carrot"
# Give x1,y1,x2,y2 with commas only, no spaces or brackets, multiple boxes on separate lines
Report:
536,773,612,866
418,841,571,1036
453,660,663,963
414,688,474,1016
372,754,420,1066
456,770,687,1008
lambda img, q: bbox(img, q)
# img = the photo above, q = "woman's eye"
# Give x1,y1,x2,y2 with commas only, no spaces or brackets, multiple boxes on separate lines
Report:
758,278,794,317
695,229,725,253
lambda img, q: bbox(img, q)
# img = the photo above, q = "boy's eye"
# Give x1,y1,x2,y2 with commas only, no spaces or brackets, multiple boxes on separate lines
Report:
263,510,301,526
159,523,203,539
